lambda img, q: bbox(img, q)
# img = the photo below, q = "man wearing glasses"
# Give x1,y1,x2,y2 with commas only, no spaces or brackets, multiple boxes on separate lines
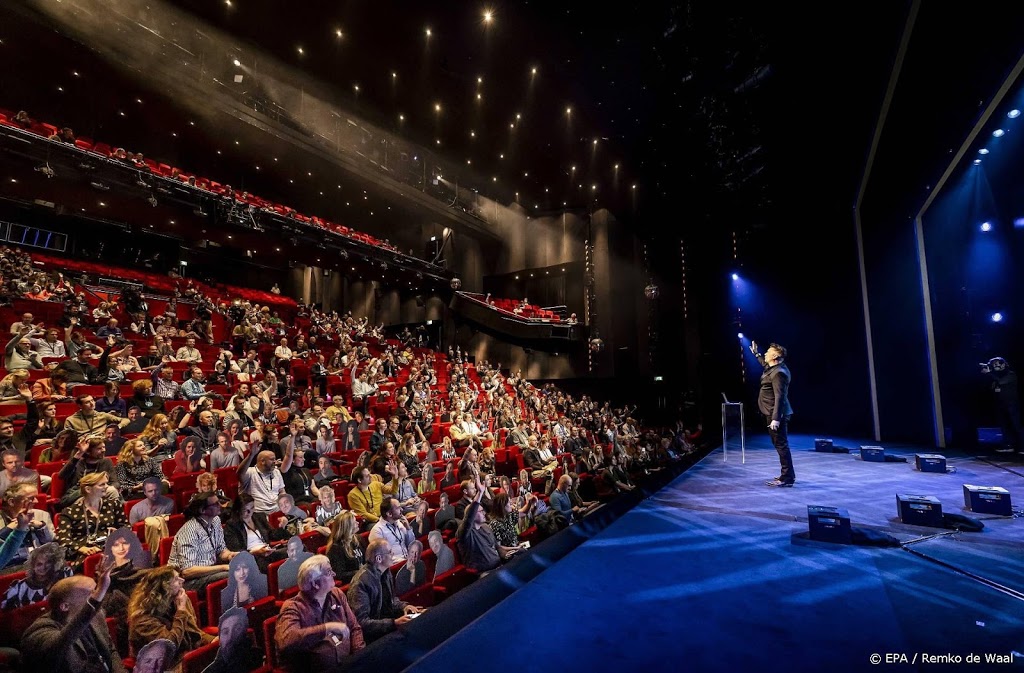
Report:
168,491,239,592
276,555,365,672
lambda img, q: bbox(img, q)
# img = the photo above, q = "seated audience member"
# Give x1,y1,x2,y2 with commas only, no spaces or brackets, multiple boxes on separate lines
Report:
95,381,127,417
275,554,365,672
128,477,174,563
115,439,169,500
0,483,55,570
487,491,534,549
325,512,364,584
393,540,427,597
282,447,319,506
223,493,288,573
346,466,384,532
549,474,585,523
55,472,128,571
63,393,130,438
369,496,415,562
1,541,73,610
347,540,422,643
237,446,291,514
0,449,41,496
127,565,214,666
167,492,238,592
456,474,521,573
20,557,125,673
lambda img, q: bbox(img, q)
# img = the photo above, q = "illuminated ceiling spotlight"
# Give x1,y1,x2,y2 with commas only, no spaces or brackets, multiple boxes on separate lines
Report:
531,66,538,75
992,129,1005,137
980,221,992,232
991,312,1004,323
232,59,241,67
335,28,344,39
434,103,442,113
973,159,982,165
978,148,989,155
425,27,432,37
483,10,494,23
565,106,572,116
1008,109,1021,118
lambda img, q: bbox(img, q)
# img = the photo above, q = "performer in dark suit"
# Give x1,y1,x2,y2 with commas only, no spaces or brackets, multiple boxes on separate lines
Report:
751,341,794,487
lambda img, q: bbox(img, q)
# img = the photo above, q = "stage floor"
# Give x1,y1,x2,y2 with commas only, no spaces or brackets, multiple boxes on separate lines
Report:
406,434,1024,672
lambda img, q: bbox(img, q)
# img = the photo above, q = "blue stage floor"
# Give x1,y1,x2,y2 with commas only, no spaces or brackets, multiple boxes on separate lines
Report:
405,434,1024,673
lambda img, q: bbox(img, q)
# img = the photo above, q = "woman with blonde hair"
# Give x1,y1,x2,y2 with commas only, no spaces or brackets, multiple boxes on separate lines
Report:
0,369,29,401
138,413,175,454
325,511,363,583
115,438,169,499
416,462,437,494
127,565,213,665
54,471,128,570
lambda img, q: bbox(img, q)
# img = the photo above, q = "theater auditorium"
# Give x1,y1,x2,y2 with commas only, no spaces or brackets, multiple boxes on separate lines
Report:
0,2,1022,672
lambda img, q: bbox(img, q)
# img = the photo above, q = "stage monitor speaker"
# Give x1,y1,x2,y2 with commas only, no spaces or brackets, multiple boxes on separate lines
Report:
814,438,834,453
914,454,947,473
897,494,943,527
807,505,851,544
860,446,886,462
963,484,1012,516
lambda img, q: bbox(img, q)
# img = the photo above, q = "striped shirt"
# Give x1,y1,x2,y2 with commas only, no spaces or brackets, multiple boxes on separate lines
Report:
168,516,226,571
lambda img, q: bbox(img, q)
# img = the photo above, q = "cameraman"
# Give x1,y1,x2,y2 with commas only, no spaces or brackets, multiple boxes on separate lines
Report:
981,357,1023,454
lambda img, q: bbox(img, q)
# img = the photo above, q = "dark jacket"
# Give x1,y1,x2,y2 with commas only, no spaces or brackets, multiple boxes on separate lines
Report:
347,562,408,643
223,512,289,552
20,599,126,673
757,360,793,421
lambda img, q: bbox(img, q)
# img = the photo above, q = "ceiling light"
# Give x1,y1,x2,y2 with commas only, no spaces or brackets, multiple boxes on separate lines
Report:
335,29,343,38
425,27,432,37
297,46,304,55
566,106,572,115
233,59,241,67
483,11,493,22
531,67,538,75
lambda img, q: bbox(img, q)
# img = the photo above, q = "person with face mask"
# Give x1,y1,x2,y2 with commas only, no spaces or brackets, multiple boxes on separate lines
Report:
981,357,1024,454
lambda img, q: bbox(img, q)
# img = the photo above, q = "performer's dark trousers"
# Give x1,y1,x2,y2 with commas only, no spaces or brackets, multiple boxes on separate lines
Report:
767,414,794,483
997,403,1024,450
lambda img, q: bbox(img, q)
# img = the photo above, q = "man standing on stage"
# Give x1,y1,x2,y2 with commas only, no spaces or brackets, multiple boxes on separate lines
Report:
751,341,794,487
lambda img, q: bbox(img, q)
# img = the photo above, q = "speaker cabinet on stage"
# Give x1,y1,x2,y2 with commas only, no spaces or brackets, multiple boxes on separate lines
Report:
807,505,851,544
860,446,886,462
814,438,834,453
963,484,1012,516
897,494,943,527
914,454,946,473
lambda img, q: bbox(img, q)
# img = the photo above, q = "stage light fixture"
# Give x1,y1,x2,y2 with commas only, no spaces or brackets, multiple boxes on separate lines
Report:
1009,109,1021,118
980,222,992,232
992,129,1005,137
991,312,1004,323
737,333,744,339
978,148,989,154
731,273,739,280
974,159,982,165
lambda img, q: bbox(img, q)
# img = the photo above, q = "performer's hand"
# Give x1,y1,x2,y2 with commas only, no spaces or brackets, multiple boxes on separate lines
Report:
749,340,758,355
768,420,780,431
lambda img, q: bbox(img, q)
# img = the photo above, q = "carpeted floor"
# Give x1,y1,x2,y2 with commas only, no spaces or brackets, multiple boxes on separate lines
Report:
404,434,1024,672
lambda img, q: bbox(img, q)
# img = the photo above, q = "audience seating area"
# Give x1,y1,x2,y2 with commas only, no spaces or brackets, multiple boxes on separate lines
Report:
0,105,403,256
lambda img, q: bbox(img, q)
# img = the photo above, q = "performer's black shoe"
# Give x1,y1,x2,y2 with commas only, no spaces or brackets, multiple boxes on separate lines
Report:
764,478,794,487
